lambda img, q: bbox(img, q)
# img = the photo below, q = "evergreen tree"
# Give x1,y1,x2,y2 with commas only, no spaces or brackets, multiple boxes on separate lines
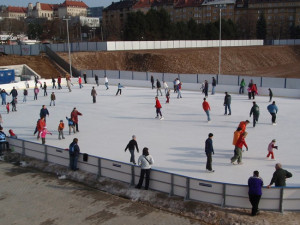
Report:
256,13,267,39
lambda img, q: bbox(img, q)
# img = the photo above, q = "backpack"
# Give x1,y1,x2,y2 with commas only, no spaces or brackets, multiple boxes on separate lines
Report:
69,143,76,154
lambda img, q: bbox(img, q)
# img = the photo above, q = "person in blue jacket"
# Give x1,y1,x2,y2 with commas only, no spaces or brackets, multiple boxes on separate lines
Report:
0,89,9,105
116,83,124,96
267,101,278,125
248,170,263,216
205,133,214,172
69,138,80,171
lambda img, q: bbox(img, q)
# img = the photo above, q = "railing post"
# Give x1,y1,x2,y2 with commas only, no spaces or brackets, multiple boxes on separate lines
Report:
97,158,101,179
260,77,263,87
185,177,190,200
169,174,174,196
284,78,287,88
146,71,148,81
22,140,25,156
132,71,134,80
280,188,284,213
44,145,48,162
119,70,121,79
238,76,240,86
131,165,135,186
197,74,199,83
221,183,226,207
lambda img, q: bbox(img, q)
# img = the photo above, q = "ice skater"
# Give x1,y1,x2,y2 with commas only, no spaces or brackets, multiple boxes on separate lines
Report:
116,83,123,96
34,85,39,100
156,79,163,96
155,97,164,120
124,135,139,165
205,133,215,172
78,76,83,89
204,80,208,97
50,92,56,106
95,74,99,86
43,82,48,96
268,88,273,102
166,89,170,103
52,77,57,89
104,75,109,90
71,107,82,132
211,77,216,95
91,86,97,103
6,103,9,114
40,105,49,120
57,76,62,89
250,101,259,127
202,98,211,122
177,82,182,98
231,132,248,165
40,126,52,145
163,81,168,95
267,101,278,125
11,98,17,112
224,92,231,115
83,73,87,84
58,120,65,140
23,89,28,102
239,78,245,94
150,75,154,89
66,116,76,134
232,127,242,146
266,139,278,160
1,89,9,105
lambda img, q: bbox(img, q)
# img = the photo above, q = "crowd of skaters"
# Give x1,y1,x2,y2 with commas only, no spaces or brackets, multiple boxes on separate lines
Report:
0,73,293,216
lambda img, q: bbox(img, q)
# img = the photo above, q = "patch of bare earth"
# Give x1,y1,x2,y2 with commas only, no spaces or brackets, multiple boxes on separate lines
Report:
59,45,300,78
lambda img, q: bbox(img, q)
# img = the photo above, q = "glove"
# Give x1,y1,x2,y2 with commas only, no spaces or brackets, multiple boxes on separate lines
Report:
275,146,278,150
246,147,248,151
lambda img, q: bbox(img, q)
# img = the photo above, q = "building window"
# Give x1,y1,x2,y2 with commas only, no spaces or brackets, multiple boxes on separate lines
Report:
274,9,278,13
207,6,211,10
268,15,272,20
289,16,294,21
194,14,198,17
268,9,272,13
207,13,211,17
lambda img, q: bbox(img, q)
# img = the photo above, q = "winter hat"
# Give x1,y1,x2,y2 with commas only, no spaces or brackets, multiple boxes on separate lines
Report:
9,129,15,136
60,120,63,122
272,139,276,142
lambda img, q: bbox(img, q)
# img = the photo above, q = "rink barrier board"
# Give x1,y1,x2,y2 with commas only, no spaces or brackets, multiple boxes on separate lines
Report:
6,136,300,211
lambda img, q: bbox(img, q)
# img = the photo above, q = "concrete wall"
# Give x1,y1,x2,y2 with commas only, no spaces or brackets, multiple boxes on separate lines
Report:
7,137,300,212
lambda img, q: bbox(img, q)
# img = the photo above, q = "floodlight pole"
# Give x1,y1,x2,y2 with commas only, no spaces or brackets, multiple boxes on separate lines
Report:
63,16,72,78
215,4,226,77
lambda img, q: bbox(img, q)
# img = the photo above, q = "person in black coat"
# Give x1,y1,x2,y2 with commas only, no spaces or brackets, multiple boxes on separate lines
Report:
205,133,214,172
224,92,231,115
204,80,209,97
125,135,139,164
150,76,155,89
83,73,87,84
69,138,80,171
40,105,49,121
156,79,162,96
10,87,18,100
268,88,273,102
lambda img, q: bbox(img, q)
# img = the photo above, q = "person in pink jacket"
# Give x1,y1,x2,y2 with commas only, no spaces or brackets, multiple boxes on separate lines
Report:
40,126,52,145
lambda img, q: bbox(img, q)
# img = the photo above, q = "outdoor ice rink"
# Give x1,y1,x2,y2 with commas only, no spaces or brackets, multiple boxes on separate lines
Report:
4,82,299,186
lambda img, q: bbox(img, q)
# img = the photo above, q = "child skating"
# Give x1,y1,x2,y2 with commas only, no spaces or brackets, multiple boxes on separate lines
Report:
267,139,278,160
40,126,52,145
166,89,170,103
58,120,65,140
6,103,9,114
66,117,76,134
155,97,164,120
50,92,56,106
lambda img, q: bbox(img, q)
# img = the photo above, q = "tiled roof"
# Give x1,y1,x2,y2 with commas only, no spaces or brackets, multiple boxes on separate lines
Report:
133,0,154,9
151,0,175,7
174,0,203,8
6,6,27,13
60,1,88,8
40,3,59,11
104,1,136,11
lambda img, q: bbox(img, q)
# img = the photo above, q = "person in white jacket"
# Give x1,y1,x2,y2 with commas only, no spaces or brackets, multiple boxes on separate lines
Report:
135,147,154,190
163,81,168,95
104,75,109,90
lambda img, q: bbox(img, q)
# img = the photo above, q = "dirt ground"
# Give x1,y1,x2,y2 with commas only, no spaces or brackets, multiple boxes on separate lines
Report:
59,45,300,78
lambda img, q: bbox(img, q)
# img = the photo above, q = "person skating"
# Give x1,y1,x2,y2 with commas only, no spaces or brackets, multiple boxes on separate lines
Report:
1,89,9,105
238,120,250,134
250,101,259,127
116,83,123,96
267,163,292,188
69,138,80,171
135,147,154,190
248,170,263,216
268,88,273,102
266,139,278,160
104,75,109,90
66,75,72,92
155,96,164,120
50,92,56,106
71,107,82,132
232,127,242,146
239,78,245,94
125,135,139,165
166,89,170,103
10,87,18,100
36,117,46,139
40,105,49,120
231,132,248,165
204,80,209,97
150,75,155,89
52,77,57,89
156,79,163,96
66,116,76,134
175,78,180,93
202,98,211,122
267,101,278,125
58,120,65,140
211,77,217,95
247,87,252,100
40,126,52,145
91,86,97,103
43,82,48,96
251,83,257,99
95,75,99,86
224,92,231,115
78,76,83,89
34,85,39,100
83,73,87,84
23,88,28,102
11,98,17,112
205,133,215,172
177,82,182,98
57,76,62,89
163,81,168,95
6,103,9,114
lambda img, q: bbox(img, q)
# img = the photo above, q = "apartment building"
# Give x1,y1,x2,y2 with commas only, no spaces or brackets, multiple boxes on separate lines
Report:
1,6,27,20
27,2,58,20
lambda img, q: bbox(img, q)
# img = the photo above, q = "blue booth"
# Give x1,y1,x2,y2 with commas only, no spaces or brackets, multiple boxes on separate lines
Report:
0,69,15,84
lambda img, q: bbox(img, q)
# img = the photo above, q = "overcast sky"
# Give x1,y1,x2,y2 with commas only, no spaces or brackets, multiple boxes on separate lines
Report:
1,0,112,8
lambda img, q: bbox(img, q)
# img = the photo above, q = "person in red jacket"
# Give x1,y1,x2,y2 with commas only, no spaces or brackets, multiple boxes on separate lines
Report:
231,132,248,165
238,120,250,134
37,117,46,139
71,107,82,132
202,98,211,122
78,76,83,89
57,76,62,89
251,84,257,99
155,97,164,120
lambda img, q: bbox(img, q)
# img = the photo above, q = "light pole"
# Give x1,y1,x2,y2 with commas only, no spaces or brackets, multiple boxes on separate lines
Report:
215,4,226,77
63,16,72,77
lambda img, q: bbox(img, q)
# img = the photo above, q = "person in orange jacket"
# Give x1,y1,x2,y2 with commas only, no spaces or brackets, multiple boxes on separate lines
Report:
231,132,248,165
232,127,242,146
155,97,164,120
202,98,211,122
58,120,65,140
37,117,46,139
238,120,250,134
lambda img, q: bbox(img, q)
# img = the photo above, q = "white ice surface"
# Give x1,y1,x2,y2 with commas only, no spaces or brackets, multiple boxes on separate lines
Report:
3,84,299,186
